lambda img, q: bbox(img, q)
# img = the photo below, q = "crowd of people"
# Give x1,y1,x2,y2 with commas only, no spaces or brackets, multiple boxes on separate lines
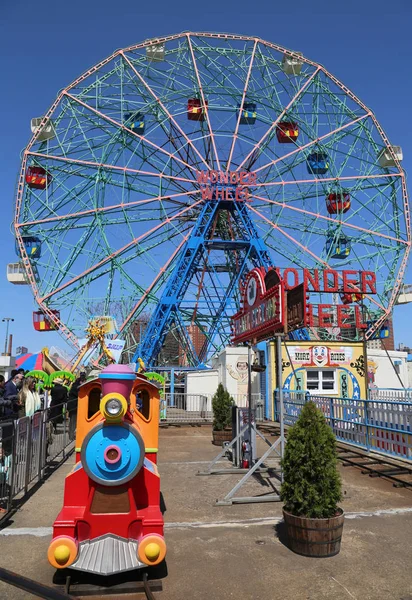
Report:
0,369,86,514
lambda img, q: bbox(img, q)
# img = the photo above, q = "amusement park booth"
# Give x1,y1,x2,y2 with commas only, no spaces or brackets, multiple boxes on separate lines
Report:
268,341,368,420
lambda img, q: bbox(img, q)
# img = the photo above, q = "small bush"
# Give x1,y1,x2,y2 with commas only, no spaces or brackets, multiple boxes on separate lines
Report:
281,401,342,518
212,383,234,431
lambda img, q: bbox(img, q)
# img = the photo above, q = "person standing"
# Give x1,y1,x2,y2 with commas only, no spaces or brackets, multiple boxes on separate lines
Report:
67,372,86,442
4,372,24,418
18,377,41,418
49,379,68,431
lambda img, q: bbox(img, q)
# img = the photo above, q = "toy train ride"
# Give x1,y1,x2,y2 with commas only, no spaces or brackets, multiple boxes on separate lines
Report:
47,364,166,576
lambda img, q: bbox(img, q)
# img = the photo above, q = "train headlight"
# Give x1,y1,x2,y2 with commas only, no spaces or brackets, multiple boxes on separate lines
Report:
106,398,122,416
100,393,127,422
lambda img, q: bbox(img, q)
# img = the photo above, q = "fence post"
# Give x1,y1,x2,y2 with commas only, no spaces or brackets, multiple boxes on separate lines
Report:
273,389,278,422
329,398,335,433
7,422,17,511
63,403,67,460
364,400,370,451
24,418,33,496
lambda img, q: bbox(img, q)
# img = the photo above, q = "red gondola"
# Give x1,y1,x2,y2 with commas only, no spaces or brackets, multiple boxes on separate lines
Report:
340,283,363,305
326,193,351,214
276,122,299,143
33,310,60,331
25,166,52,190
187,98,208,121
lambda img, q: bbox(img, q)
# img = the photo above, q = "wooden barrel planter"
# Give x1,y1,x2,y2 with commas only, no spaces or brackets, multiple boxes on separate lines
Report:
212,429,233,446
283,509,344,557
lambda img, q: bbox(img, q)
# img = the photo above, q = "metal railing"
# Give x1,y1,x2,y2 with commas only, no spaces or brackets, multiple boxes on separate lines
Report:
0,402,74,518
274,390,412,460
368,388,412,402
160,393,265,423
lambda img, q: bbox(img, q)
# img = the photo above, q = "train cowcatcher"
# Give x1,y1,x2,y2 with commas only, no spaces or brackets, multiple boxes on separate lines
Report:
47,364,166,576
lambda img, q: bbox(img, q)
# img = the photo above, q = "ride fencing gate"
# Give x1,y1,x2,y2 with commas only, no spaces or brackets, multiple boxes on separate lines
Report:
274,390,412,461
0,402,74,518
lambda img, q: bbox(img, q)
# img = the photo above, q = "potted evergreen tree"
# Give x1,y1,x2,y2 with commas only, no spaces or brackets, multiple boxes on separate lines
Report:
281,401,344,557
211,383,234,446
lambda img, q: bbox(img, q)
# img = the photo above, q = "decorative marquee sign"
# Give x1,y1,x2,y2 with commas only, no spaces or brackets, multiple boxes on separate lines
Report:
231,266,378,344
231,267,284,344
288,345,353,367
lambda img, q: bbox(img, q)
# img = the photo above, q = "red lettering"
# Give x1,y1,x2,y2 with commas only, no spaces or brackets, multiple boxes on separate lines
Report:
230,172,239,184
337,305,352,328
219,171,229,184
343,270,359,292
305,303,314,327
201,187,214,200
196,170,208,184
304,269,320,292
361,271,376,294
240,171,248,184
209,170,218,184
215,187,225,200
284,268,299,290
236,187,245,201
248,172,257,185
318,304,333,328
355,305,367,329
323,269,339,293
226,188,233,200
244,187,251,202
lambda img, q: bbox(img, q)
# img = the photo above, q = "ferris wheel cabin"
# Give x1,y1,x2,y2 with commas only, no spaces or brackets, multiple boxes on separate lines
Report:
326,193,351,214
307,152,329,175
276,121,299,143
325,234,351,259
33,310,60,331
187,98,208,121
146,42,165,62
281,52,303,75
124,112,145,134
378,145,403,168
7,263,27,285
31,117,55,142
237,102,257,124
25,166,52,190
17,236,42,259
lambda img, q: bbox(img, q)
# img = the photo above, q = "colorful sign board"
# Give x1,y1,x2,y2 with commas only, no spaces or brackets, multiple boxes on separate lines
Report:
196,170,256,202
231,267,285,343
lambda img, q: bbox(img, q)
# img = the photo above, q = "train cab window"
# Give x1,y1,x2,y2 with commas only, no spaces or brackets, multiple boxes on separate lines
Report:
136,389,151,420
88,387,101,419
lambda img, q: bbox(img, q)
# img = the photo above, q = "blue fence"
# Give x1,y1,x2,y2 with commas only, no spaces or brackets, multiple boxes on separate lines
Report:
274,390,412,460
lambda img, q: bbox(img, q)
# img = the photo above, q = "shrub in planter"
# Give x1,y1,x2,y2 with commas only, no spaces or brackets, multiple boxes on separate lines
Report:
280,401,344,557
211,383,234,445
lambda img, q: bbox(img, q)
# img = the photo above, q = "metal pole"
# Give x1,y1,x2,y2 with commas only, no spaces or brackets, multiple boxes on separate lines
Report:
276,335,285,473
2,318,14,355
247,344,252,455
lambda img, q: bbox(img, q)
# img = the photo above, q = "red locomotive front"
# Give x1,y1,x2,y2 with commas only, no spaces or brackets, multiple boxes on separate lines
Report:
47,364,166,576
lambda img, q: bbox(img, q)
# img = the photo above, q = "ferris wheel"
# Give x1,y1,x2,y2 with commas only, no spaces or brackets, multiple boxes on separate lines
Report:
12,32,410,366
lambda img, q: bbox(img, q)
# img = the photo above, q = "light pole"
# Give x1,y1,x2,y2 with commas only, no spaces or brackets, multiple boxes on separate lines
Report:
2,318,14,355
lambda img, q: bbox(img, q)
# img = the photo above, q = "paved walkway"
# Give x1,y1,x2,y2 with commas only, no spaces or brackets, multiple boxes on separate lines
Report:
0,427,411,599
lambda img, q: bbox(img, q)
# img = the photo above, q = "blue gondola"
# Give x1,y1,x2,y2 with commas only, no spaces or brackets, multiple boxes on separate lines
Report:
16,236,42,259
237,102,257,125
124,112,145,134
307,152,329,175
325,234,351,259
366,320,390,340
288,328,310,341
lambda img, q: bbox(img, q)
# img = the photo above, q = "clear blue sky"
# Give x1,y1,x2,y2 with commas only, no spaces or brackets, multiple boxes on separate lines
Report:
2,0,411,354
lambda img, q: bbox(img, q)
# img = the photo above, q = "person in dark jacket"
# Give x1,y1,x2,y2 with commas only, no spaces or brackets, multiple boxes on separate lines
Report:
67,372,86,441
0,376,12,420
49,380,68,431
4,373,24,418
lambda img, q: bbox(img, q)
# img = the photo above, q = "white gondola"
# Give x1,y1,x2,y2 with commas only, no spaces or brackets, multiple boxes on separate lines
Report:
281,52,303,75
146,42,165,62
7,263,27,285
378,145,403,168
396,283,412,305
31,117,56,142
